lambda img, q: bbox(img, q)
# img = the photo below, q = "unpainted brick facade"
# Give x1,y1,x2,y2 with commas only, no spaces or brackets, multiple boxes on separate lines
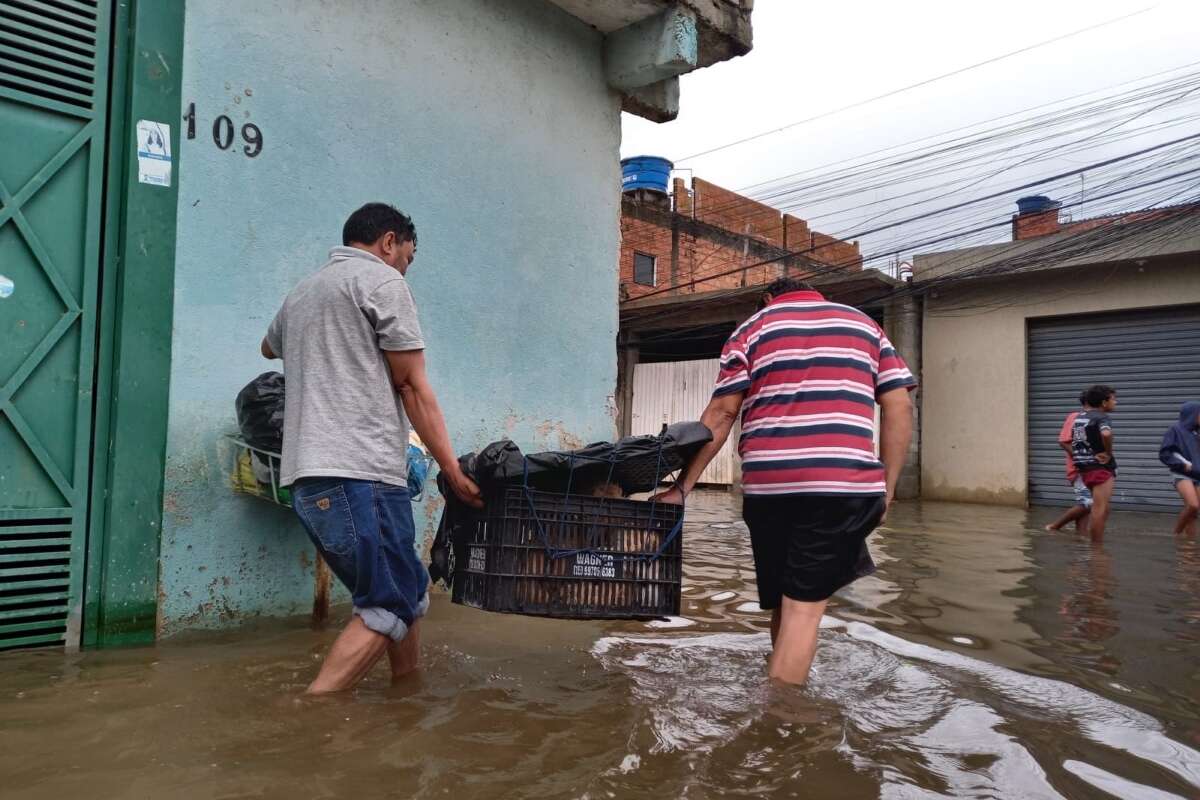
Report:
620,176,862,301
1012,202,1200,240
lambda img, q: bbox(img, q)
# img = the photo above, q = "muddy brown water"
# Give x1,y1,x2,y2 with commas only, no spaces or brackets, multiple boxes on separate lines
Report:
3,493,1199,799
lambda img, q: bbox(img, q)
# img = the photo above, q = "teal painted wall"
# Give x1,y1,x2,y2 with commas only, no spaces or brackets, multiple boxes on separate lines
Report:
159,0,620,634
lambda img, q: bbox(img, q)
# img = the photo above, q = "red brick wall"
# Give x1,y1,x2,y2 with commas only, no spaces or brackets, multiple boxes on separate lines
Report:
620,212,791,301
1012,204,1200,240
620,177,861,301
1012,209,1062,240
620,214,672,300
783,214,810,250
673,177,692,216
809,231,862,269
691,178,784,247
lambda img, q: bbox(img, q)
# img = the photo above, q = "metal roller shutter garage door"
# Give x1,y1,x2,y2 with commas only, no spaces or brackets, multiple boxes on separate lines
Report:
1027,304,1200,511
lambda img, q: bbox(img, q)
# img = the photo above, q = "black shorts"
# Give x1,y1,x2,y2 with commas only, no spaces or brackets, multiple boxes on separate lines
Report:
742,494,886,607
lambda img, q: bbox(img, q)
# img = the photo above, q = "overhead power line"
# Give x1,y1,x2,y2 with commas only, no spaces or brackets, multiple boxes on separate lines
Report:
630,68,1200,241
675,6,1158,164
623,131,1200,304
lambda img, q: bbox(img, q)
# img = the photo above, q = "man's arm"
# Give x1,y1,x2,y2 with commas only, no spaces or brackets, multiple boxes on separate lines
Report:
1057,416,1074,454
1098,429,1114,464
263,306,284,360
385,349,483,508
650,391,745,505
878,387,914,517
1160,439,1193,475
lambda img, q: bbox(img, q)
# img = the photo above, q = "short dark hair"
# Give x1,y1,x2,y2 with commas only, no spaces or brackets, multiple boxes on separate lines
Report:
765,277,814,298
1084,384,1116,407
342,203,417,248
760,277,815,308
1078,390,1088,406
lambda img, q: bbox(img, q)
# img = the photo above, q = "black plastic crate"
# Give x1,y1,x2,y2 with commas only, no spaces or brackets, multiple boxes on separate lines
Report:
452,486,683,620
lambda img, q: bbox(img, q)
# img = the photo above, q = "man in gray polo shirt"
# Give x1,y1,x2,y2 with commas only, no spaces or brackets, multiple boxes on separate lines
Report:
263,202,482,693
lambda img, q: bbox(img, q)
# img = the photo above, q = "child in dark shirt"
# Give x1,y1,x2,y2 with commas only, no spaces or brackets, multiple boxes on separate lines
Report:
1070,385,1118,539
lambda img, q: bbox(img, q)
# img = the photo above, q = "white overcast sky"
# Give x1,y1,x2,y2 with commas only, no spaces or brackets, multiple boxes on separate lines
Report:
620,0,1200,263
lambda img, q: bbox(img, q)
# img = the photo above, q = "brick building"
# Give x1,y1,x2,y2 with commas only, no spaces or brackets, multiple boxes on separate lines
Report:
619,176,863,301
915,197,1200,511
616,170,914,491
1011,194,1199,240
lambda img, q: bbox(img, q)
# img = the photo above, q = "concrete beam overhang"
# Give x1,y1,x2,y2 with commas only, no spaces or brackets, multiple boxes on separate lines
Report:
604,6,698,91
548,0,753,122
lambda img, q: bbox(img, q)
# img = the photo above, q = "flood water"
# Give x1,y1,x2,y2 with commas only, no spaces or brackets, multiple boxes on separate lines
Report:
3,493,1199,799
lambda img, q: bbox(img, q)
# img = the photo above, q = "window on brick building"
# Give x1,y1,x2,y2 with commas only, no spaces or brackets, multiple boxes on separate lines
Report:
634,252,656,286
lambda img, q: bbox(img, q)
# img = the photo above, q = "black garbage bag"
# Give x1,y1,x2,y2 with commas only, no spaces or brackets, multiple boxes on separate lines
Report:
494,421,713,495
428,422,712,588
236,371,285,452
428,441,520,586
427,451,477,587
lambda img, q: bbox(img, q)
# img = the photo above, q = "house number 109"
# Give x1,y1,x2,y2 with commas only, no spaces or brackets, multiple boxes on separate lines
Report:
183,103,263,158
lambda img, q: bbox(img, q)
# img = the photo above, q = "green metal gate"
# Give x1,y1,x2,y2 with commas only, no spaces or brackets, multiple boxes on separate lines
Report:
0,0,114,650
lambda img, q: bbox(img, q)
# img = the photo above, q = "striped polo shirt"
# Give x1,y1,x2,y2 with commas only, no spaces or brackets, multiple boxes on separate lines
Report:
713,290,916,496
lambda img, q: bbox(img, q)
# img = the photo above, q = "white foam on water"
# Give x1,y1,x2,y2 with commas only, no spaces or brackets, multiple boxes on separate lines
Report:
841,620,1200,790
950,636,973,645
645,616,696,629
593,631,771,657
901,702,1064,799
710,591,736,602
591,632,772,753
617,754,640,774
836,573,902,608
735,602,762,613
1063,760,1188,800
593,617,1200,794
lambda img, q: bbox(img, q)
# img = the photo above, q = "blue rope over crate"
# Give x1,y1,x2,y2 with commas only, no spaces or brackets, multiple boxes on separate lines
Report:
517,436,683,565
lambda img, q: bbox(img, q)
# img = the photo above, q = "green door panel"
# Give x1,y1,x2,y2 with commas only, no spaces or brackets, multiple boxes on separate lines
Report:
0,0,113,650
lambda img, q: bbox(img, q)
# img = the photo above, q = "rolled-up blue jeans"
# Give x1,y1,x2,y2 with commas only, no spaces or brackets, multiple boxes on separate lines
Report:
292,478,429,640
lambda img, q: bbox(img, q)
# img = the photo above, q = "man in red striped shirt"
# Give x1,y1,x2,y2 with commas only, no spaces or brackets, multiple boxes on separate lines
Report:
653,278,916,684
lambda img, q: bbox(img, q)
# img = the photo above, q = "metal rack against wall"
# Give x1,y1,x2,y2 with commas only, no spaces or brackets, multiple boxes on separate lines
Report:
229,434,436,504
226,436,291,507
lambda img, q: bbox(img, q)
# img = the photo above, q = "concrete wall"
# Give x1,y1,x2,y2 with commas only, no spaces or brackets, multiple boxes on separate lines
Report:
884,294,921,500
920,257,1200,505
159,0,620,634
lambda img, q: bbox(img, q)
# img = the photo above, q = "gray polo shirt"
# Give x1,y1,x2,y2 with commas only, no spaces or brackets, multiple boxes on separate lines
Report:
266,246,423,487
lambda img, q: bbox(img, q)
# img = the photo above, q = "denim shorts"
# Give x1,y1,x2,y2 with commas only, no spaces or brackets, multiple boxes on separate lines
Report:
1071,476,1094,509
292,478,429,641
1174,476,1200,489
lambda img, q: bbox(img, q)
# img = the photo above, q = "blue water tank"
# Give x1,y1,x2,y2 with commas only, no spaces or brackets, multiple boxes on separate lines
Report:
1016,195,1060,215
621,155,673,194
